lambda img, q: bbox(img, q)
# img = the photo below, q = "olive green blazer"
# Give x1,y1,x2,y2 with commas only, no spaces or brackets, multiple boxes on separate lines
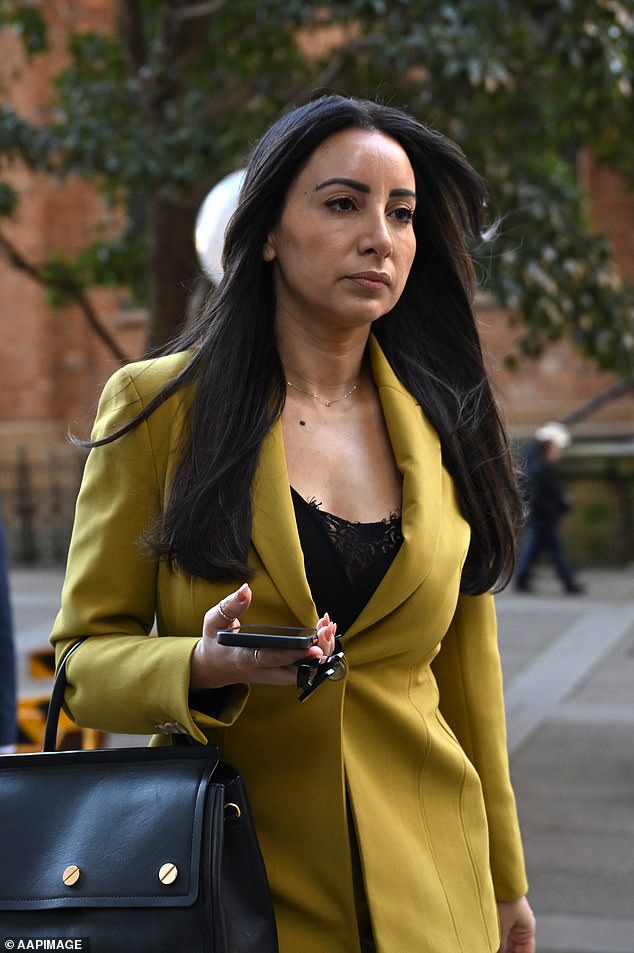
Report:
52,336,528,953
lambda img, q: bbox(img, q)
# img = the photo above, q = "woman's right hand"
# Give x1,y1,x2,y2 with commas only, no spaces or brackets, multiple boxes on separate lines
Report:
190,583,337,691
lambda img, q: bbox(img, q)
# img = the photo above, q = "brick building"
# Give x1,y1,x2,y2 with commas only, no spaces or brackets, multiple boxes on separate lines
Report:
0,3,632,564
0,1,147,460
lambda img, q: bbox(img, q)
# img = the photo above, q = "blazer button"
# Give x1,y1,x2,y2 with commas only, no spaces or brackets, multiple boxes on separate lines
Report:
154,721,188,734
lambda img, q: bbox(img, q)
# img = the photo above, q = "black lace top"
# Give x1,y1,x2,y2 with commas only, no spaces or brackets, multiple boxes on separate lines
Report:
291,488,403,634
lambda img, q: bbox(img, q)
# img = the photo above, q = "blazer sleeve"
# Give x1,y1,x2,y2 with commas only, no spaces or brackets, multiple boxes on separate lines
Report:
431,590,529,901
50,363,248,743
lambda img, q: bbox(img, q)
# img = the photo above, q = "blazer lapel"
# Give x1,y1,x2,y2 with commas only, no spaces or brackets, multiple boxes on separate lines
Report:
249,336,445,635
250,419,318,625
342,337,444,637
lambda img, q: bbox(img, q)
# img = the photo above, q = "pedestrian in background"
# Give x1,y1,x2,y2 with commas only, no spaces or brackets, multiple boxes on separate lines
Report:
0,507,17,753
515,421,585,595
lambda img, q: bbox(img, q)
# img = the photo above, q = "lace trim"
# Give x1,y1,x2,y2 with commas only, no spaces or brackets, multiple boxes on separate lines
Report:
303,497,403,589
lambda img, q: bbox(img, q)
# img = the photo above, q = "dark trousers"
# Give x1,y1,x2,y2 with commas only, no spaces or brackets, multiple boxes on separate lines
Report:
516,520,577,590
0,517,16,747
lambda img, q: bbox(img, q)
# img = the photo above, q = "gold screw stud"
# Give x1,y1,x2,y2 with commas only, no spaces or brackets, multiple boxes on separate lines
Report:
62,864,81,887
158,862,178,885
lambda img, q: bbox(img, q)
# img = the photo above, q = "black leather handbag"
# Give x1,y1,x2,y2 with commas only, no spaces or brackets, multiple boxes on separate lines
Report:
0,640,278,953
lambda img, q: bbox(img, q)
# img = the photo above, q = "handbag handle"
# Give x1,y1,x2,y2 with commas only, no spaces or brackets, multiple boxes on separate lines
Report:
43,637,88,753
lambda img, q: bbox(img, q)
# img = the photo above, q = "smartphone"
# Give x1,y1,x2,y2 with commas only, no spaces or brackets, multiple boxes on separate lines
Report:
217,624,318,650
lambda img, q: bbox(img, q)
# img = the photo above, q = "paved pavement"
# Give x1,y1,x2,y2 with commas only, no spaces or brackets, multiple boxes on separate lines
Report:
7,564,634,953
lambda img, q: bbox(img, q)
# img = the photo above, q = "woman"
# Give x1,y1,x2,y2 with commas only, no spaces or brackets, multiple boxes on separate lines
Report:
51,95,535,953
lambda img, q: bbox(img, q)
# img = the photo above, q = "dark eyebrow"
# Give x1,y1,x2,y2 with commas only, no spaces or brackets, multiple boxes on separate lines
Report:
316,177,370,193
315,177,416,201
390,188,417,201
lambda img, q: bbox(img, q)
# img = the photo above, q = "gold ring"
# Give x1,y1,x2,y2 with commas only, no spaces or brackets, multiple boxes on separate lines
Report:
218,601,235,623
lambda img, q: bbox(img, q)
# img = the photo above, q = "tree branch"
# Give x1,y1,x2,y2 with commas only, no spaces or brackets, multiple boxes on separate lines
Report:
117,0,148,76
170,0,229,19
0,229,131,364
282,33,384,111
561,377,634,425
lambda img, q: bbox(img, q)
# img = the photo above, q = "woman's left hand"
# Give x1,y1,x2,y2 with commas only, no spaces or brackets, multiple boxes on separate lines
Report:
497,896,536,953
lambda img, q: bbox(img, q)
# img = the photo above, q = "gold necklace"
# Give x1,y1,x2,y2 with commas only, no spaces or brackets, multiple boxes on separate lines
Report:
286,378,358,407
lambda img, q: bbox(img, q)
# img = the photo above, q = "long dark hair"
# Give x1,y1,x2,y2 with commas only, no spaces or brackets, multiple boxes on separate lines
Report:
90,95,522,594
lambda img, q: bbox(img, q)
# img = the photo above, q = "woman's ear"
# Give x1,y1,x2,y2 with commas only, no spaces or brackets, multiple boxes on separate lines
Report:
262,234,277,262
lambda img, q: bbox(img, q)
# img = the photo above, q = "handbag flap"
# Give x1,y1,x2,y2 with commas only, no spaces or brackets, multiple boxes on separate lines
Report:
0,745,222,910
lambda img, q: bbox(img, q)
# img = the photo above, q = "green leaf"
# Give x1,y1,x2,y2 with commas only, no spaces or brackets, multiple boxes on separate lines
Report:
0,180,17,216
0,5,48,55
1,0,633,369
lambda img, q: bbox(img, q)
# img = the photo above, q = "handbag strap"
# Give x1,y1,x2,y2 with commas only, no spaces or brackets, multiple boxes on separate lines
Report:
43,637,192,753
43,637,88,753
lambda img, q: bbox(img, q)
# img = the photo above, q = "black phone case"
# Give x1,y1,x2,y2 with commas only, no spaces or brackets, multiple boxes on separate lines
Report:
217,626,317,649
